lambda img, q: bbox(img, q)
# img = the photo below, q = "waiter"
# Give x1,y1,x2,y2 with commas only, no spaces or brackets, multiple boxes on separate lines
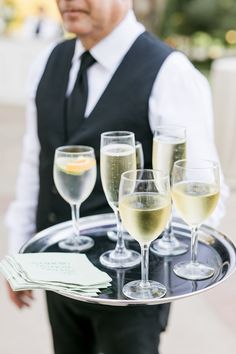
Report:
6,1,228,354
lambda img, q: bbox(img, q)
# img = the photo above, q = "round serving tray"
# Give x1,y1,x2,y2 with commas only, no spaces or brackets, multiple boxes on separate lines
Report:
20,213,236,306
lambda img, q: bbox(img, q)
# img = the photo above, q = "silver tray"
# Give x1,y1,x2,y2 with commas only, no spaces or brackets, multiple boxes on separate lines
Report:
20,213,236,306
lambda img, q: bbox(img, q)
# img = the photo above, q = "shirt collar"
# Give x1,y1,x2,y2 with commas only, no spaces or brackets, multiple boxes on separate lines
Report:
72,10,145,71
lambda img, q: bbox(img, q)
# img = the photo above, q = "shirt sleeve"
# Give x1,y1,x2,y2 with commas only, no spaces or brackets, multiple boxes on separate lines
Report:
149,51,229,228
5,43,56,254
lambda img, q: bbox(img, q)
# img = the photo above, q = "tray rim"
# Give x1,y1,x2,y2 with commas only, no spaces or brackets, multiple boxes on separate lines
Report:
20,213,236,306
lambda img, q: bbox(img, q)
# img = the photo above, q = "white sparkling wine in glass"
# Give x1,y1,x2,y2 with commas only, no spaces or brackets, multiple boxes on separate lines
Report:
172,159,220,281
172,181,220,226
100,143,136,208
99,131,140,269
152,135,186,174
120,192,171,244
120,169,170,300
54,156,96,205
151,126,188,257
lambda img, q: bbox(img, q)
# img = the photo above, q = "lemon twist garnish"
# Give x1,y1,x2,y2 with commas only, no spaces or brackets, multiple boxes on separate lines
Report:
58,157,96,175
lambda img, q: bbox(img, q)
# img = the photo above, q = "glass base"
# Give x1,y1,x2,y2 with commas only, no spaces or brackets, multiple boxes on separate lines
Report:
173,261,215,280
123,280,167,300
107,229,135,242
151,236,188,257
58,235,94,252
100,249,141,269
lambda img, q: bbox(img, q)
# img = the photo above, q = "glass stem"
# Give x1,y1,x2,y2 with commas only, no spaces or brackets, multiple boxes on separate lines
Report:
71,204,80,245
140,243,150,288
162,203,173,242
116,269,125,299
190,226,198,264
163,214,173,242
114,208,127,256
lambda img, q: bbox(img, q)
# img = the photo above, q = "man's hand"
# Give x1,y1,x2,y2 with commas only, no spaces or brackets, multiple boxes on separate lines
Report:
6,281,34,309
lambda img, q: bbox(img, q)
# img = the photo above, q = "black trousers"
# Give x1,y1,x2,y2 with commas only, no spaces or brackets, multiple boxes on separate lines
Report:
46,291,170,354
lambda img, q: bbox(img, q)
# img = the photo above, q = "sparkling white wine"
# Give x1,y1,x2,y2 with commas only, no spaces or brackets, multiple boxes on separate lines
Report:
119,193,171,243
54,156,96,205
101,144,136,208
172,181,220,226
152,136,186,175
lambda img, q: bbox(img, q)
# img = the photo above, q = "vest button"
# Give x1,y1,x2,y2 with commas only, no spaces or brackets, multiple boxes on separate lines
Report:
48,212,57,223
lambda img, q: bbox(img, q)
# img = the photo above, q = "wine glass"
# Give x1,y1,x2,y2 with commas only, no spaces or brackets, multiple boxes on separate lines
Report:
107,140,144,242
119,169,171,299
172,159,220,280
53,145,96,251
100,131,141,268
151,125,189,256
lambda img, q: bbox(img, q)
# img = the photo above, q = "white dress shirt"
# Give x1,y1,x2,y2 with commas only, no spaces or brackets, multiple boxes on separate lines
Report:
6,11,229,254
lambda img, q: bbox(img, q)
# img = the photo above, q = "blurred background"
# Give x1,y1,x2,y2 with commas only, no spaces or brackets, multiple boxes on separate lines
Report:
0,1,236,353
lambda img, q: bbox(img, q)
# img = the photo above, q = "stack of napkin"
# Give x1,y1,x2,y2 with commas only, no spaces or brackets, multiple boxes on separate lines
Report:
0,253,112,297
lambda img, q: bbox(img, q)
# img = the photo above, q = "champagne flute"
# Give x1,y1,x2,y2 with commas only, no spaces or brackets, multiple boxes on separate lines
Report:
100,131,141,268
53,146,96,251
151,125,188,256
135,141,144,170
107,140,144,242
119,169,171,299
172,159,220,280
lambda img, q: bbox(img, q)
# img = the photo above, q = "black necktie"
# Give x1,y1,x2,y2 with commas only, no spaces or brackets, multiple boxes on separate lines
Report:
66,51,96,138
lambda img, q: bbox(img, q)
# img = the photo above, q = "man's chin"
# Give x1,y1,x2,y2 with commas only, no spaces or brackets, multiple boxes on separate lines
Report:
64,22,91,37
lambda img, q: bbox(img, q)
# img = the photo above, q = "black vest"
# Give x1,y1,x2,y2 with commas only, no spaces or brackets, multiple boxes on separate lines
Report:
35,32,173,232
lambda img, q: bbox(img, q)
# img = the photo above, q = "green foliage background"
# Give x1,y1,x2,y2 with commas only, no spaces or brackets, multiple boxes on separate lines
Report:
161,0,236,42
